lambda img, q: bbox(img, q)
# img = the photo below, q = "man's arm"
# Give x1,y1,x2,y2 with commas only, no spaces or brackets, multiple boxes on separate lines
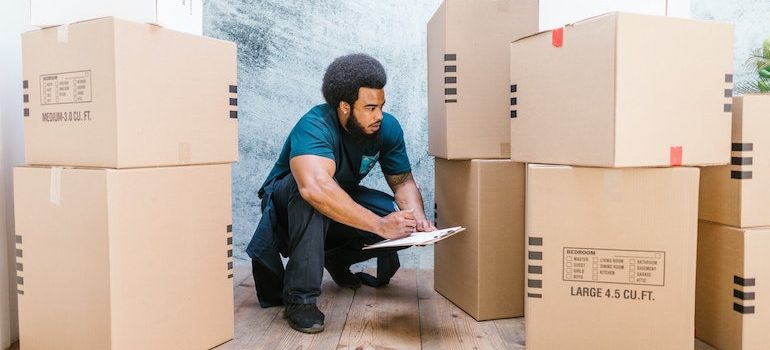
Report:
290,155,416,239
385,172,436,232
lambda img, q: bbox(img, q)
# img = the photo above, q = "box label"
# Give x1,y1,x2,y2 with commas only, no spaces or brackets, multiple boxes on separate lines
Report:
563,247,665,286
40,70,92,105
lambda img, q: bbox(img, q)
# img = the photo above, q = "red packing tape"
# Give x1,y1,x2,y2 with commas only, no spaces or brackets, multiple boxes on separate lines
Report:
670,146,682,166
552,27,564,47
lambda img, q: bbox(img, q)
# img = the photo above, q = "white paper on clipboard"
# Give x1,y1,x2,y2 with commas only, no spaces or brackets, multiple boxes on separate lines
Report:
362,226,465,250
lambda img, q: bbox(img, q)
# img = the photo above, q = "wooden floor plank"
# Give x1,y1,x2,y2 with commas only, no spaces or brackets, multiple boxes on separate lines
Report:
417,269,519,350
214,265,281,350
493,317,526,349
338,268,421,350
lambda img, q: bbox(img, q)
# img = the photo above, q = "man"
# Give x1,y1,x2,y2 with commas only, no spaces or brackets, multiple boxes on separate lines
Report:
246,53,435,334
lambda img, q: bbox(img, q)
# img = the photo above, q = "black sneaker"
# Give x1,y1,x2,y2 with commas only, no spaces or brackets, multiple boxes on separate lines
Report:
325,260,362,290
283,303,325,334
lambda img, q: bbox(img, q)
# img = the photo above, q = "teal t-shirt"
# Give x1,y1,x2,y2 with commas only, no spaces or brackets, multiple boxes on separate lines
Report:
258,104,412,197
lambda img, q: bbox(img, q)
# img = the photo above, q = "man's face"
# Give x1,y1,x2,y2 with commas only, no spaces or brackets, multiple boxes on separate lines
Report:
347,87,385,136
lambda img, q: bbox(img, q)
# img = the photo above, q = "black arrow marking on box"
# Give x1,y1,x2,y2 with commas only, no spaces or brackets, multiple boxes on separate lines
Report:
731,157,753,165
733,303,755,314
734,275,756,286
731,171,752,180
732,143,753,152
734,289,755,300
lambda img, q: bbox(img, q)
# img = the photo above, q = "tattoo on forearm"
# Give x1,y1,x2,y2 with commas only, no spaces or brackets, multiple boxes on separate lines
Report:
385,172,412,190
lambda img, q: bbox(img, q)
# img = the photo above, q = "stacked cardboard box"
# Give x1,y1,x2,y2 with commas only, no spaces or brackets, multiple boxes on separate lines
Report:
30,0,203,35
428,0,536,321
512,12,733,350
538,0,691,31
696,95,770,350
15,7,237,350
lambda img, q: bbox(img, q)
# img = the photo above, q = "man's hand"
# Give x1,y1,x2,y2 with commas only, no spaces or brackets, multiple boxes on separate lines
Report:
377,209,417,240
416,219,436,232
385,172,434,234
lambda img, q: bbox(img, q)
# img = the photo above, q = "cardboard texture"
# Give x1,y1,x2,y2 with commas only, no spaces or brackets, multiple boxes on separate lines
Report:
22,17,238,168
695,221,770,350
428,0,537,159
13,164,234,350
525,165,699,350
700,95,770,228
30,0,203,35
510,12,734,167
434,159,525,320
538,0,691,31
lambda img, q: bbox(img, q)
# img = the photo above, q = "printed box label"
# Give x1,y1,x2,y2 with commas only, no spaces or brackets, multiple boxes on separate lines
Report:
563,247,665,286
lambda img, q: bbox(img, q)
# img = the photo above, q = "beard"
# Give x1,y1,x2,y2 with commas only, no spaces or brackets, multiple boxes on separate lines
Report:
345,109,379,145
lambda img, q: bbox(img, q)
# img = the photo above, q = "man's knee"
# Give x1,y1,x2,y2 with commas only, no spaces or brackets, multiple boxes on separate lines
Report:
352,186,397,217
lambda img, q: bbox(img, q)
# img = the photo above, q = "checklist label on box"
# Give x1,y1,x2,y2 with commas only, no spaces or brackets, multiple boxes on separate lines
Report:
563,247,665,286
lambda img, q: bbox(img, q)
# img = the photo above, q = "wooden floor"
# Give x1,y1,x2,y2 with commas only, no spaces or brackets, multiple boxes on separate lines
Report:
215,266,526,350
211,265,715,350
8,264,716,349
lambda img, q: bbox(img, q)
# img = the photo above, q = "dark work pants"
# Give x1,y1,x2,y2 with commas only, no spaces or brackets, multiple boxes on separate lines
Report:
254,174,404,305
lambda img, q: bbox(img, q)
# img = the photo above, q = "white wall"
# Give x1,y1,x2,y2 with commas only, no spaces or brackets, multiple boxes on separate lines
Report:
0,0,33,346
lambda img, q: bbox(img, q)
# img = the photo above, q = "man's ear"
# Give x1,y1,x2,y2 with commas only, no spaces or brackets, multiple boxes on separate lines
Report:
339,101,350,114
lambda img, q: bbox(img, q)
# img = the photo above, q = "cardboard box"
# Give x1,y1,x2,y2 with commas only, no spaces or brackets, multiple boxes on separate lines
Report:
525,164,699,350
539,0,690,31
13,164,234,350
30,0,203,35
434,159,525,320
510,12,733,167
700,95,770,228
428,0,537,159
695,221,770,350
22,17,238,168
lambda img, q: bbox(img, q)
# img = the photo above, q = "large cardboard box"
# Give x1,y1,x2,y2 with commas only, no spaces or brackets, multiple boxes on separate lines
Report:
525,164,699,350
434,158,524,321
30,0,203,35
434,159,524,320
539,0,690,31
22,17,238,168
700,95,770,228
13,164,234,350
510,12,733,167
428,0,537,160
695,221,770,350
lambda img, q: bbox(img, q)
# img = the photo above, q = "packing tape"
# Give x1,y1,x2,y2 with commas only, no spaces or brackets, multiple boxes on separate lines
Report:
50,166,63,206
500,142,511,157
670,146,682,166
552,27,564,48
178,143,191,164
56,24,69,44
603,170,623,198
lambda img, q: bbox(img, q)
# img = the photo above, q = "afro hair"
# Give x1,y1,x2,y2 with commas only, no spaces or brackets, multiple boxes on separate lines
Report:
321,53,387,109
